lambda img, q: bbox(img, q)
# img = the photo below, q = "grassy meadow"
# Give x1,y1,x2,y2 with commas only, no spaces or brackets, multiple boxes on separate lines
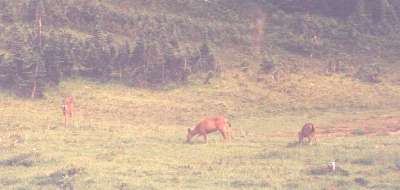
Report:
1,73,400,190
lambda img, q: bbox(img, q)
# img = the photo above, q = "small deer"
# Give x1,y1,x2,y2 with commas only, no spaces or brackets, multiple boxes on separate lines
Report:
298,123,316,145
62,96,74,128
186,116,232,144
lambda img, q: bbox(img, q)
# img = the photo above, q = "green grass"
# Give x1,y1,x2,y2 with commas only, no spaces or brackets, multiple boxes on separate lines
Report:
1,76,400,190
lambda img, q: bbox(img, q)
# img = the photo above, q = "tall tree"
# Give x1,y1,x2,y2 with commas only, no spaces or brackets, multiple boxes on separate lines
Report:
0,54,12,88
29,0,45,98
127,34,147,85
115,41,131,81
198,42,217,73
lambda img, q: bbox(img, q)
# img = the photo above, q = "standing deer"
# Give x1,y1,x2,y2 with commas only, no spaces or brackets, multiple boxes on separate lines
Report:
186,116,232,144
62,96,74,128
298,123,316,144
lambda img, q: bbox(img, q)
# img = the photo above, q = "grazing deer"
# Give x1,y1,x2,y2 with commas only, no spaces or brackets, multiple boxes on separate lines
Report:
62,96,74,128
186,116,232,144
298,123,316,144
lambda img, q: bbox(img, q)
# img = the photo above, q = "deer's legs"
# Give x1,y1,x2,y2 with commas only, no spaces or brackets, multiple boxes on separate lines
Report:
219,129,231,143
203,134,208,144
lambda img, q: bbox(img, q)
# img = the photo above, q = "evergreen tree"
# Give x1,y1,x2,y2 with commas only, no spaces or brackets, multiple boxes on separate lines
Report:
8,45,46,98
198,42,217,72
0,1,15,23
377,0,399,32
163,38,184,83
80,27,113,81
146,40,165,85
6,27,24,96
127,34,147,85
115,41,131,81
42,34,62,85
59,34,74,77
0,54,12,88
348,0,370,38
29,0,45,98
24,0,39,23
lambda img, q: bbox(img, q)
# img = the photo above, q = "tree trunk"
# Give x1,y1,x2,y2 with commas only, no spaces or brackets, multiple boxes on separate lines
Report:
31,12,42,99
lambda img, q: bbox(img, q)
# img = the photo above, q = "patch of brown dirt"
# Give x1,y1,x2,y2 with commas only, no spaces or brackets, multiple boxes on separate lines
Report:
247,116,400,139
319,116,400,137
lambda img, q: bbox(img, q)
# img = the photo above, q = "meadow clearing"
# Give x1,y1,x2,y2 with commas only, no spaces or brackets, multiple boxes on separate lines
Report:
0,74,400,190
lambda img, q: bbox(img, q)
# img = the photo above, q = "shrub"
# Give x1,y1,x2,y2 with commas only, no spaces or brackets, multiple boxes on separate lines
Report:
260,53,280,74
351,158,375,165
355,63,381,83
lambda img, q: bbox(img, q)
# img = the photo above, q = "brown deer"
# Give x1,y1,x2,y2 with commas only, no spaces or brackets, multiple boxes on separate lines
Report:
298,123,316,144
62,96,74,128
186,116,232,144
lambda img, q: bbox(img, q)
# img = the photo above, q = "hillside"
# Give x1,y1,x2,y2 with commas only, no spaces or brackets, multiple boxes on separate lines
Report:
1,0,400,97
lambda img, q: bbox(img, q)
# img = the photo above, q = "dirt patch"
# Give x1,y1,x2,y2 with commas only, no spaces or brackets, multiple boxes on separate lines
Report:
318,116,400,137
354,177,369,187
351,158,375,166
230,180,270,189
35,167,84,190
308,166,350,176
0,177,20,186
254,116,400,139
0,153,39,167
395,160,400,171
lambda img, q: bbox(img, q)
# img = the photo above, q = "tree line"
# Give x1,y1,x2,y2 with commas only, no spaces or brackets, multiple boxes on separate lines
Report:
0,0,219,98
0,26,218,98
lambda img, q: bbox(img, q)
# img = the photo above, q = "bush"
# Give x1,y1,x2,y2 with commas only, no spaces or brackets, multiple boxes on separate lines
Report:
354,177,369,186
351,158,375,165
260,54,280,73
356,63,381,83
395,160,400,170
351,128,366,136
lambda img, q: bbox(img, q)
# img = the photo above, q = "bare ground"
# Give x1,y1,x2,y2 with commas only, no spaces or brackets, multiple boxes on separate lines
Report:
243,116,400,140
320,116,400,137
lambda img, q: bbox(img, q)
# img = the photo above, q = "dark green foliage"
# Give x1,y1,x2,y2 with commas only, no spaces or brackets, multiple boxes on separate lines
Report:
260,53,278,73
197,42,218,73
354,177,369,186
2,26,46,97
351,158,375,165
0,54,12,88
0,1,15,23
125,33,191,87
125,34,146,86
42,33,69,85
308,166,350,176
395,160,400,170
13,46,46,98
230,180,270,189
36,167,83,190
114,41,130,81
0,153,38,167
351,128,366,135
356,63,381,83
0,0,400,96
